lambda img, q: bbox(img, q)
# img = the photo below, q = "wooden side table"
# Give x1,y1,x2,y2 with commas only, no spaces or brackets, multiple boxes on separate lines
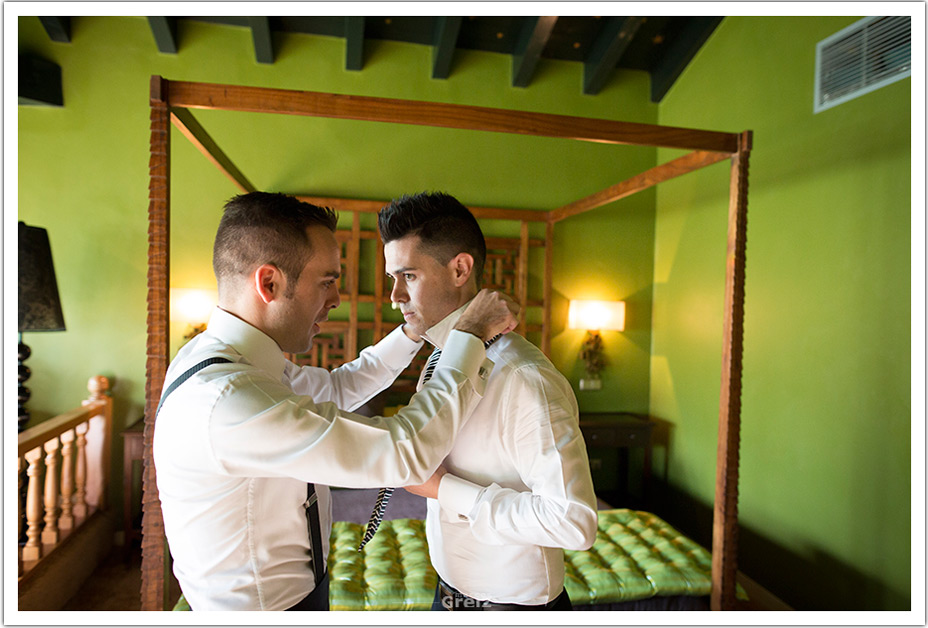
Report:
121,418,145,561
579,412,654,508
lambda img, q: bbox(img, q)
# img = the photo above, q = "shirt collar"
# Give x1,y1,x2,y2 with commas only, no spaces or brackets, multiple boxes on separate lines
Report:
421,300,472,350
206,307,289,381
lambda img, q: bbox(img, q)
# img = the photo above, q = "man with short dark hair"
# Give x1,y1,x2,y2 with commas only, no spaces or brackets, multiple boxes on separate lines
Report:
154,191,518,611
377,191,597,611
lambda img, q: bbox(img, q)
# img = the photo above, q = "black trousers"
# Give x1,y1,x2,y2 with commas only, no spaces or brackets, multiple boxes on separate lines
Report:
285,572,329,611
431,580,572,611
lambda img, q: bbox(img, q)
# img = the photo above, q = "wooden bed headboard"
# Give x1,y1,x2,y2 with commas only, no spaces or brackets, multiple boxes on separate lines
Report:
145,75,752,610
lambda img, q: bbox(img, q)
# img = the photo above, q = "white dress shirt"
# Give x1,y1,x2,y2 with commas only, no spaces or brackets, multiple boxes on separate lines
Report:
422,304,598,606
154,307,492,611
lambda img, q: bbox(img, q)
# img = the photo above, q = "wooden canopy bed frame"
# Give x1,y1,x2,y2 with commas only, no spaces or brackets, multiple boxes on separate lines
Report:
143,75,751,611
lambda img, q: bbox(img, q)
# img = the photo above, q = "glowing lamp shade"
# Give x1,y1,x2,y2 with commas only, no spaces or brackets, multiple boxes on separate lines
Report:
568,300,625,332
171,289,217,325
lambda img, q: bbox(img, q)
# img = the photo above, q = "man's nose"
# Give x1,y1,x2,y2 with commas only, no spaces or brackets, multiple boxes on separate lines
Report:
390,283,407,304
328,284,341,309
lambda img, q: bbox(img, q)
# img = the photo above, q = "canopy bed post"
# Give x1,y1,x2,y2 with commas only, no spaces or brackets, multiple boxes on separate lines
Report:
142,76,172,611
143,76,751,611
710,130,753,611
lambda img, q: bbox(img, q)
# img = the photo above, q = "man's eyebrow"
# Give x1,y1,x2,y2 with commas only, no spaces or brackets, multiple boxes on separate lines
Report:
324,269,341,279
386,266,416,275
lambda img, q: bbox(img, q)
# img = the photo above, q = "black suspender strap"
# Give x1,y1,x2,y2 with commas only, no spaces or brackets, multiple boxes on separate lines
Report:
305,484,325,583
156,357,232,416
157,355,327,586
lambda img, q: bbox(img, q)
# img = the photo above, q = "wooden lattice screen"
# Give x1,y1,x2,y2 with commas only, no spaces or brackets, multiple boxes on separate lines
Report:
288,213,548,397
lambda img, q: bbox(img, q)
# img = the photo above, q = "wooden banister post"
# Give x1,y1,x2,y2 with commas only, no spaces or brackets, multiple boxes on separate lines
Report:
22,447,44,562
59,429,75,530
84,375,112,510
15,376,115,580
73,422,89,520
19,457,25,576
41,437,61,545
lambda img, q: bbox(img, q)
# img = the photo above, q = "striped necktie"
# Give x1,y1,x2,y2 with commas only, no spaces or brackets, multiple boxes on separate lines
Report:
358,334,501,551
358,347,441,551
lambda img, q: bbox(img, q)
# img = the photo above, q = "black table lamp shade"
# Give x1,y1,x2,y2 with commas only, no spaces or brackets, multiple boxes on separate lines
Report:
19,222,65,332
18,222,65,431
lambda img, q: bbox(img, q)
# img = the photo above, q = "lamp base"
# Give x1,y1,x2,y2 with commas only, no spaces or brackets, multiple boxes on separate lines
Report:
18,340,32,432
579,377,602,391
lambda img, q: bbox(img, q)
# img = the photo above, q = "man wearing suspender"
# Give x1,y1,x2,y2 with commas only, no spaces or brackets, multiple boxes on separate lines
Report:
153,192,517,611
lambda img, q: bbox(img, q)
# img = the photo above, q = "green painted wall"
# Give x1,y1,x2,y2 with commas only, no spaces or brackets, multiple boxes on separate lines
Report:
652,16,911,610
17,16,657,508
20,14,911,611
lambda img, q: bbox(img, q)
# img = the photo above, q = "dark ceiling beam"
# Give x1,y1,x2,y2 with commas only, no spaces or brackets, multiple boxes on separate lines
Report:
38,17,71,43
583,16,645,95
345,17,365,71
147,17,178,54
431,17,462,79
650,17,723,102
19,55,63,107
512,16,557,88
249,17,274,64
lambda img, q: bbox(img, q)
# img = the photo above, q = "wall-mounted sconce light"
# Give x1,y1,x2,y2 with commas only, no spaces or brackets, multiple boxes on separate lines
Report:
171,289,217,342
567,300,625,391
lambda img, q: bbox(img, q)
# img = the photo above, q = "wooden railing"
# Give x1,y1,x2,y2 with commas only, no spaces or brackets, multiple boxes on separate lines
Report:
18,376,112,578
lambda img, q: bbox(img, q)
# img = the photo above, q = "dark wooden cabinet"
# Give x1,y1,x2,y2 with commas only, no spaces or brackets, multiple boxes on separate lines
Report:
121,419,144,561
579,412,653,508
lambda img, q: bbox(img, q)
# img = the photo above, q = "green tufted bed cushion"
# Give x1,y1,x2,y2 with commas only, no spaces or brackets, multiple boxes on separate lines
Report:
565,509,719,605
173,509,741,610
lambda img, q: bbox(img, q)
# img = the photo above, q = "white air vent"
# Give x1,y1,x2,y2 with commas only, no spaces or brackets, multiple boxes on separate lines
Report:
814,16,911,113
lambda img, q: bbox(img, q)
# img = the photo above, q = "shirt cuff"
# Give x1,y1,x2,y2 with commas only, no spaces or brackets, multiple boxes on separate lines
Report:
436,330,493,396
368,324,425,370
437,473,484,521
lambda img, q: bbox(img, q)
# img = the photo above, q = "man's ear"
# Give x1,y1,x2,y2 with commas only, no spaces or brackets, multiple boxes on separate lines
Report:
449,253,475,288
253,264,285,304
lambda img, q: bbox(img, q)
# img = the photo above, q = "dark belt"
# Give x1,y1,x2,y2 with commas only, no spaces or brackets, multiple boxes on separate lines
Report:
285,571,329,611
438,578,565,611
